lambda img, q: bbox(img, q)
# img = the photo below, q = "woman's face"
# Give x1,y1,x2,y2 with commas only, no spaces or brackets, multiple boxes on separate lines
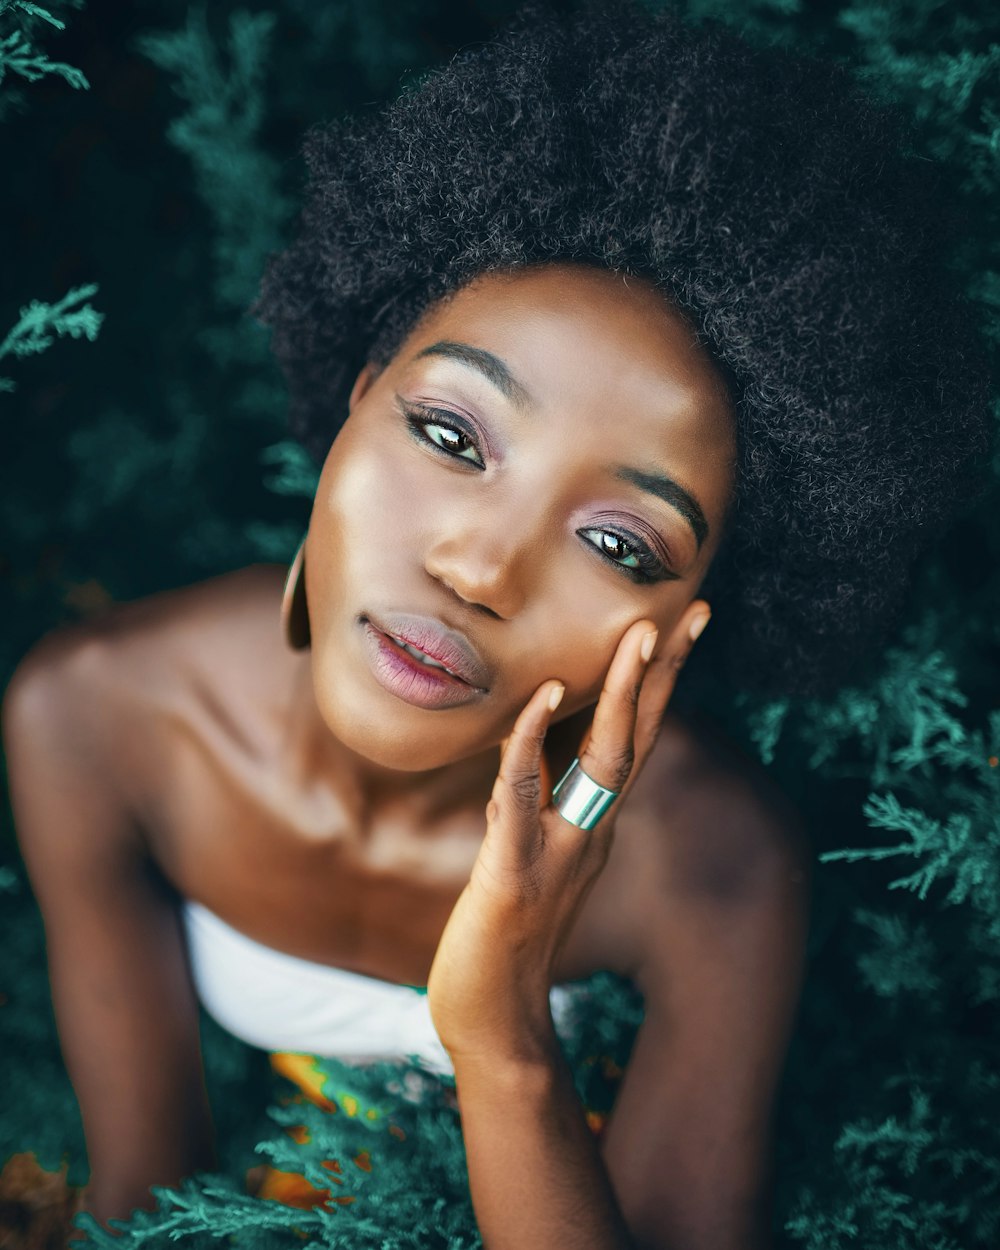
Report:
305,262,736,772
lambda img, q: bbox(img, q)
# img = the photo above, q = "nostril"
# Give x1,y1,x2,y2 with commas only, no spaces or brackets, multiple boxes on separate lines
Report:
428,561,514,620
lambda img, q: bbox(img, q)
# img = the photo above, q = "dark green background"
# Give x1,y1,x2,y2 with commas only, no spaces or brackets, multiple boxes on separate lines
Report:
2,1,998,1246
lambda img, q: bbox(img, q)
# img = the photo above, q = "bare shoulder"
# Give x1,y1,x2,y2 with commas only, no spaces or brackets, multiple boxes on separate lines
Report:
642,708,810,897
2,564,290,785
600,707,811,987
7,565,285,680
592,716,812,1250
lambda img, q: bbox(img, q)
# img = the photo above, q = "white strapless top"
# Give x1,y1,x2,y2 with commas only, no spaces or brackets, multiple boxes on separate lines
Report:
181,899,577,1078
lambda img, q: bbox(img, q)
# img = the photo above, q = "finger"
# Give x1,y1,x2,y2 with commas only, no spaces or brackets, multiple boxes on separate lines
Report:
490,681,565,828
573,654,670,778
505,727,556,801
539,743,553,805
633,610,712,762
630,647,679,761
575,620,657,798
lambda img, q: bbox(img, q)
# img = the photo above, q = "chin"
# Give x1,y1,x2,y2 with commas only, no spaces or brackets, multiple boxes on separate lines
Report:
310,669,483,773
311,625,503,763
356,728,466,772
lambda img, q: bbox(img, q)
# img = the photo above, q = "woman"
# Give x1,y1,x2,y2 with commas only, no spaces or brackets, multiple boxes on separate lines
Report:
1,2,989,1247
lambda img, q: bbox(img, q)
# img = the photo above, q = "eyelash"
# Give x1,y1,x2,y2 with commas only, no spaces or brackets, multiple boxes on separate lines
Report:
399,401,674,585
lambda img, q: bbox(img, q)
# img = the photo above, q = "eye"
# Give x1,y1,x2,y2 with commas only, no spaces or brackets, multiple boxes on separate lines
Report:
400,401,485,468
578,527,674,584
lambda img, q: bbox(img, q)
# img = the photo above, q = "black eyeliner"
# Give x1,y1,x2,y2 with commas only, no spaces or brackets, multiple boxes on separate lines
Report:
397,398,485,468
582,528,679,585
396,395,679,584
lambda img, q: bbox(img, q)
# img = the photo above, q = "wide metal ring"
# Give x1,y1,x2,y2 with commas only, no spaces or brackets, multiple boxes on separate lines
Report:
550,757,619,831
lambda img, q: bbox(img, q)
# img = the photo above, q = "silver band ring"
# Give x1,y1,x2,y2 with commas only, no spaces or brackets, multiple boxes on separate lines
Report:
551,757,619,831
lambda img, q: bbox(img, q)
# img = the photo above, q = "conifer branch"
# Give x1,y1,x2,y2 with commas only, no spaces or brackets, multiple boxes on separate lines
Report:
134,7,292,313
0,283,103,392
259,440,321,499
0,0,89,90
0,1,65,28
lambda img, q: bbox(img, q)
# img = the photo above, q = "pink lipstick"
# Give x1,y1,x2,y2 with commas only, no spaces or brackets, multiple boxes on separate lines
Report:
361,620,487,710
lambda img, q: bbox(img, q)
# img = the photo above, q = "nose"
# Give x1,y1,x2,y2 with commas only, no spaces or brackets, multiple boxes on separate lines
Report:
423,502,539,620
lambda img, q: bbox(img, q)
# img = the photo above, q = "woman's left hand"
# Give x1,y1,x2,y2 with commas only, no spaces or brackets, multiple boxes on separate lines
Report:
426,615,701,1067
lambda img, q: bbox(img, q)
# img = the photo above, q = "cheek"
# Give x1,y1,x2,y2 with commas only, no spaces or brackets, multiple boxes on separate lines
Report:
535,589,688,713
528,619,623,711
320,431,423,549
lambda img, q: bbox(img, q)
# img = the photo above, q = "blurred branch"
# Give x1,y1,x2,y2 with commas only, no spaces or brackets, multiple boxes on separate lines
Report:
0,284,103,393
0,1,89,90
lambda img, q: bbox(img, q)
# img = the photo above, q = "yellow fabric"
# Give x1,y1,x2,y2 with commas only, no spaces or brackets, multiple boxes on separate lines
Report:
255,1052,397,1209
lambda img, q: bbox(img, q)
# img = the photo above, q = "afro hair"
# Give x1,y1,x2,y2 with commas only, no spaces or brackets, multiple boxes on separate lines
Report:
249,0,992,698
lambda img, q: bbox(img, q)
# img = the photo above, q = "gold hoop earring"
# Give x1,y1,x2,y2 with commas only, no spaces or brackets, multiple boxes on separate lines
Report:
280,536,311,651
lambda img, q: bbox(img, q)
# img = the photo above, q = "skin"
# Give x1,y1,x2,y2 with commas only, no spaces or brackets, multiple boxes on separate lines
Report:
2,262,810,1246
303,263,733,793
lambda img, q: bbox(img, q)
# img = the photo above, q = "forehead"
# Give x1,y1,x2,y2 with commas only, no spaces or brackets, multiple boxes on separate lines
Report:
395,264,737,542
410,263,730,440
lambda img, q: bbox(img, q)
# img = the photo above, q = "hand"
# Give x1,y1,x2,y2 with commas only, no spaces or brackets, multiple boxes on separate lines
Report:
426,608,711,1067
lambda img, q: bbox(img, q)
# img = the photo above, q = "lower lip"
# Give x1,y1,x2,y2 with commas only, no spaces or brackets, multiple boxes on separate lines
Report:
360,621,484,709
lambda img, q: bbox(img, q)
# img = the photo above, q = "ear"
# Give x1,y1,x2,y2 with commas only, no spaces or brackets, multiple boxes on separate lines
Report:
348,361,381,412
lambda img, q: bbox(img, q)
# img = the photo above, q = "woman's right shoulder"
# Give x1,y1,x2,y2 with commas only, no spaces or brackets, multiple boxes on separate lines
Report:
2,563,289,782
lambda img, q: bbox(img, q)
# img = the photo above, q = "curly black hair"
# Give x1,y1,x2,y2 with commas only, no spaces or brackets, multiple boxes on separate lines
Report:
249,0,991,699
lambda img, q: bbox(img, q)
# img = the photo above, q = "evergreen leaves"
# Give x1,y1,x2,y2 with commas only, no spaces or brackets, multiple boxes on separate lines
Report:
0,1,89,94
0,283,102,392
0,0,100,392
134,8,292,320
1,0,998,1246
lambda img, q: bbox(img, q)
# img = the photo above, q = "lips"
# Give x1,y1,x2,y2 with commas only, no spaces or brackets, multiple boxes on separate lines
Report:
363,611,491,690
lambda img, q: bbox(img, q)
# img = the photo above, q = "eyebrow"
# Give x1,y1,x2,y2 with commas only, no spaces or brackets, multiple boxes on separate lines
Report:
614,467,709,550
413,341,532,409
412,338,710,550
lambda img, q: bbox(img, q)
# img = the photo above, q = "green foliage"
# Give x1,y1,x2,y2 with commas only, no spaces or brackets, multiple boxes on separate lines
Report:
134,9,293,323
0,0,100,393
1,0,998,1246
259,439,321,501
0,283,103,392
851,907,942,999
784,1078,1000,1250
666,3,1000,1247
0,1,89,96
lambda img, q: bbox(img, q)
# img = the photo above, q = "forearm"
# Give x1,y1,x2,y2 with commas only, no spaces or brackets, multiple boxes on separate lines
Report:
452,1029,634,1250
81,1128,217,1226
76,1185,157,1240
74,1080,221,1235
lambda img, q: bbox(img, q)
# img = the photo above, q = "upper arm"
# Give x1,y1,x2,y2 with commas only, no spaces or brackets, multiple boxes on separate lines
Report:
2,634,216,1219
599,788,811,1250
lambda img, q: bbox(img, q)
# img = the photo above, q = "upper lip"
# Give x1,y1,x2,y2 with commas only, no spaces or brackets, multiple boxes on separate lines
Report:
365,611,491,690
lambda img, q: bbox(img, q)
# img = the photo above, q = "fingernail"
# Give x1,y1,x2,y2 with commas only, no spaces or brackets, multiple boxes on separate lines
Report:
640,630,658,663
548,684,565,712
689,614,711,644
